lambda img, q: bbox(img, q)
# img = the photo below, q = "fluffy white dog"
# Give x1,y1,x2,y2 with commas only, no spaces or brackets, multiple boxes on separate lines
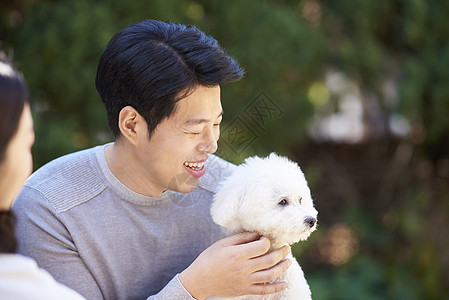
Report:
209,153,318,300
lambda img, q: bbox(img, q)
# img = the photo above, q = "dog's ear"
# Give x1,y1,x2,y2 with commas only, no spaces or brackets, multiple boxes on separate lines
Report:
211,180,247,232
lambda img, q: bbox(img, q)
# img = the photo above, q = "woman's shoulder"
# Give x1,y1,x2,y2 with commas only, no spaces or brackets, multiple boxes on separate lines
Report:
0,254,86,300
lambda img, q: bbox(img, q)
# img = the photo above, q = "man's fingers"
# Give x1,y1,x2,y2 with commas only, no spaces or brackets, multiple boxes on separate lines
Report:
197,233,293,297
221,231,260,247
235,236,272,258
221,233,272,259
247,258,291,295
248,280,289,295
249,244,291,270
250,257,292,283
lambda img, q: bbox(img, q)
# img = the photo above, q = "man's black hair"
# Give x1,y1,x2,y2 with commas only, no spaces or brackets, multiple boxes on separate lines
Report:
95,19,244,139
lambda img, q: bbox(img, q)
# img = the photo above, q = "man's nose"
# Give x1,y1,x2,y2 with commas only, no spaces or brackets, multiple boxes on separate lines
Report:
199,128,218,154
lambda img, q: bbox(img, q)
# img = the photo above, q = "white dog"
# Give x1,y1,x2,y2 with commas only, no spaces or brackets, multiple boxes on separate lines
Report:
209,153,318,300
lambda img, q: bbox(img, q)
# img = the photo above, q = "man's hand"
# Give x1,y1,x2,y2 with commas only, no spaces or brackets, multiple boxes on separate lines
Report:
179,231,291,299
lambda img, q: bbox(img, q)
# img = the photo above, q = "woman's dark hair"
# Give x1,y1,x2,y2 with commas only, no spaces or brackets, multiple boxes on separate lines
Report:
0,57,28,162
0,211,16,253
0,57,28,253
95,19,244,139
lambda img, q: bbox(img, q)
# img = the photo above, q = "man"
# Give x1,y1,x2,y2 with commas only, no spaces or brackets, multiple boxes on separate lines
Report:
13,20,291,299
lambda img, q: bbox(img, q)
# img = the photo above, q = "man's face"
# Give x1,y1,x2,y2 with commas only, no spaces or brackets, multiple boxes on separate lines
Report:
136,85,222,194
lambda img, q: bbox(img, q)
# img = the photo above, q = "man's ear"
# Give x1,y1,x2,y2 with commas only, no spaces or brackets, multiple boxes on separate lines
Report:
118,106,146,145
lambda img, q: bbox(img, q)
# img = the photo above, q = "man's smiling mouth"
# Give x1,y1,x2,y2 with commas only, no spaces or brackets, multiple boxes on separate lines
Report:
183,161,205,171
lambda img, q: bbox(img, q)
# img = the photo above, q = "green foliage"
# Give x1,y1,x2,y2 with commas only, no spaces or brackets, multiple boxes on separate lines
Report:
3,0,327,166
295,195,445,300
6,0,447,165
323,0,449,148
1,0,448,299
309,256,425,300
6,0,196,166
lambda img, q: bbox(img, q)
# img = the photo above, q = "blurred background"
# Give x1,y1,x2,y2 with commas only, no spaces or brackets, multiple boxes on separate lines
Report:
1,0,448,299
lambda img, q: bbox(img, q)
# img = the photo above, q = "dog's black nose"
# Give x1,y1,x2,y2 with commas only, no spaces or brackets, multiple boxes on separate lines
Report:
305,217,316,228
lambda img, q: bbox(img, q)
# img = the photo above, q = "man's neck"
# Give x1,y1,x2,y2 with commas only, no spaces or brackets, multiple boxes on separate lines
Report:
104,141,164,197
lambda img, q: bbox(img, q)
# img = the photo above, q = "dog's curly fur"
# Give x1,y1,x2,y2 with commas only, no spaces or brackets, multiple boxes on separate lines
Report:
209,153,318,300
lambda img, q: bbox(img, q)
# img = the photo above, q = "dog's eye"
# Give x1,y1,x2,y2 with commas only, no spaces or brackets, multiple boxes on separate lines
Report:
278,199,289,206
299,197,302,204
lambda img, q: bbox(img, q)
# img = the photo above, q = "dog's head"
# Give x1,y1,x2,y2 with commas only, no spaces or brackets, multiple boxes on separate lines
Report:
211,153,318,248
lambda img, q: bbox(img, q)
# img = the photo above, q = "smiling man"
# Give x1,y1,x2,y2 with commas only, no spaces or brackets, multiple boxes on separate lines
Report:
105,85,223,197
12,20,292,300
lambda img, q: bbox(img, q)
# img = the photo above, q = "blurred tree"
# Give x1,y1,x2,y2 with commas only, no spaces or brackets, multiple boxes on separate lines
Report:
2,0,194,166
320,0,449,156
2,0,327,166
1,0,448,298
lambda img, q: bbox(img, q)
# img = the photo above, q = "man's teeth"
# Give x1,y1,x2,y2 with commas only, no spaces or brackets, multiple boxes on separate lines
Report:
183,162,204,170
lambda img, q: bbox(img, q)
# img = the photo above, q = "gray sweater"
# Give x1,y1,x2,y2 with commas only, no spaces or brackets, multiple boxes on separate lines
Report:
12,144,234,299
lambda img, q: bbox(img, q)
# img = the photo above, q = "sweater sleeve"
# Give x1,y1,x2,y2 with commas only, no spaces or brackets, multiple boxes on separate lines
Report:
146,274,195,300
12,186,104,299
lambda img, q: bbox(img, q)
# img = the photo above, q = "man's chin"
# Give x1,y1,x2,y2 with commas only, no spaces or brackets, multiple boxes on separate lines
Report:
167,174,200,193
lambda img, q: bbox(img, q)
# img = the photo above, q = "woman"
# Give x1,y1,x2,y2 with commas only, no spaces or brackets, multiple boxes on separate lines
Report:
0,57,85,299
